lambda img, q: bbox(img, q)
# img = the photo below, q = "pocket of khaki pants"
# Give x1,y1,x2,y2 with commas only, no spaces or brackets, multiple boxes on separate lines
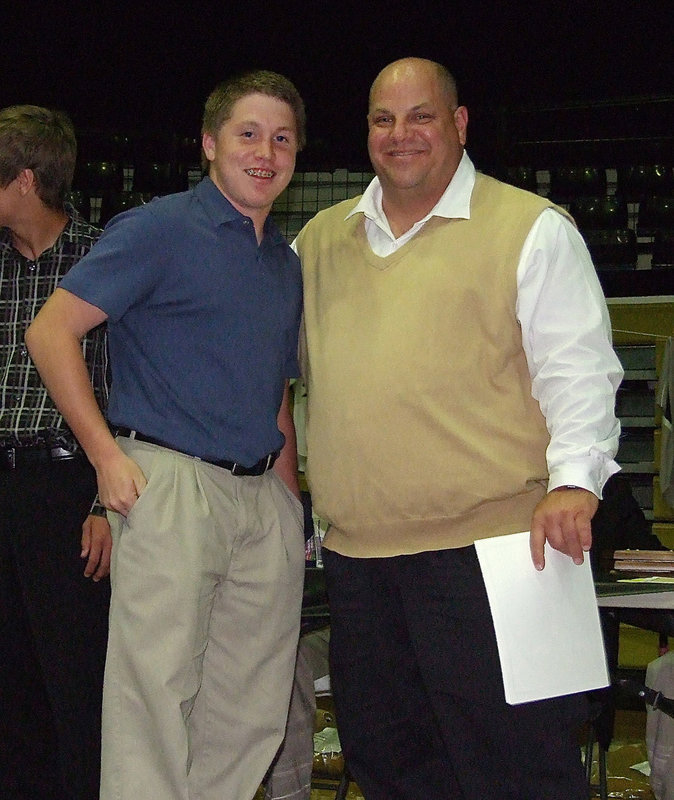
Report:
270,471,305,524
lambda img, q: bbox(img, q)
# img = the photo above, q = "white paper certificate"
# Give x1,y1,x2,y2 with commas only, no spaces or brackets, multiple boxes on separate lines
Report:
474,531,609,705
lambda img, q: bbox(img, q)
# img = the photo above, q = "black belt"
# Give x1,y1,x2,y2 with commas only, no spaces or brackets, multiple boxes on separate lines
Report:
0,444,81,471
115,428,279,477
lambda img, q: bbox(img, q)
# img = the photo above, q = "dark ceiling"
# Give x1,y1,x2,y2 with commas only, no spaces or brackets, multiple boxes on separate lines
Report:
2,2,672,164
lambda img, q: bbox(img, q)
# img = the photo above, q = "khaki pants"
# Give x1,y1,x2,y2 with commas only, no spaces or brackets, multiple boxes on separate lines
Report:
102,438,305,800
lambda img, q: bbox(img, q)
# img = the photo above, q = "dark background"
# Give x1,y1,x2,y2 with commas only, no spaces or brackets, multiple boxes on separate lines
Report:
2,1,673,166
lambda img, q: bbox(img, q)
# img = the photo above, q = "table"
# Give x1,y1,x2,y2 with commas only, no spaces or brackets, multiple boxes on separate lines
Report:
595,582,674,678
596,581,674,609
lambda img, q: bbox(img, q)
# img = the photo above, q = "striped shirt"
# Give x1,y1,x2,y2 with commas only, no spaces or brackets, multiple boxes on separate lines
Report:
0,206,108,450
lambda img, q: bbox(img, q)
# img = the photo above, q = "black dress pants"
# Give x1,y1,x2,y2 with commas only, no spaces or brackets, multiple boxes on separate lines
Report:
324,545,588,800
0,457,110,800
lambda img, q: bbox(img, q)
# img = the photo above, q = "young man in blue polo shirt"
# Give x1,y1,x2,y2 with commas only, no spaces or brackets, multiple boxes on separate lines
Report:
26,71,307,800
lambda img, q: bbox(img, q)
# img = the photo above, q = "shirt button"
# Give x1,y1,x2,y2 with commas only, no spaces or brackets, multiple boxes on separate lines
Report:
28,263,37,271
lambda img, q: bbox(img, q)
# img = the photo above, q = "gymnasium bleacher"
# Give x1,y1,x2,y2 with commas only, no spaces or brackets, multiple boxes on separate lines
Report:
68,94,674,299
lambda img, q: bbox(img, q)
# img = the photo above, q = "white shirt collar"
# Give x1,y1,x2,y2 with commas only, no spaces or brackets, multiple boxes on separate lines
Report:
345,151,476,236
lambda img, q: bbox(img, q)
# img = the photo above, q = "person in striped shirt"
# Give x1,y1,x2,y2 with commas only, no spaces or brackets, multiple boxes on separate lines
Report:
0,105,110,800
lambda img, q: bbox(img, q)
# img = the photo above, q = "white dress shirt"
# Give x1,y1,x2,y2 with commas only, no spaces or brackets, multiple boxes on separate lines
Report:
299,152,624,497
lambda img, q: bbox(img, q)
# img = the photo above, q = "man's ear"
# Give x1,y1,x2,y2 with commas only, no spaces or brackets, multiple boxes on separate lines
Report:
201,132,216,163
454,106,468,147
16,168,36,196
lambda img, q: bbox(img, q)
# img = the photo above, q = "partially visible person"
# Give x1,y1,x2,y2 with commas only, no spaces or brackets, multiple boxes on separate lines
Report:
591,472,666,578
295,58,624,799
265,489,331,800
265,631,330,800
0,104,110,800
26,71,307,800
591,472,670,753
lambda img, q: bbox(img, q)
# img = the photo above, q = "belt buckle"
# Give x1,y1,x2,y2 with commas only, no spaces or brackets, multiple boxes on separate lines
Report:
50,446,75,460
230,453,273,477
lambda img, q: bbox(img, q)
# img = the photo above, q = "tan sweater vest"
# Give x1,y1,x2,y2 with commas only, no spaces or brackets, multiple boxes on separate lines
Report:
297,172,567,557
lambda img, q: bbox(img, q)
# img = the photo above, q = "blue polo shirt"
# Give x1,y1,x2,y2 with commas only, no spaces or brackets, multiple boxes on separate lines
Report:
60,177,302,465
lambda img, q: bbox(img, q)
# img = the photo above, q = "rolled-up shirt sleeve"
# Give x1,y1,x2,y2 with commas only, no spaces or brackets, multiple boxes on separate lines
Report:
516,208,624,497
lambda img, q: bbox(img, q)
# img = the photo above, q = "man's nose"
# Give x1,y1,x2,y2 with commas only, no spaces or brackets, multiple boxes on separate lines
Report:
390,119,409,140
256,138,273,159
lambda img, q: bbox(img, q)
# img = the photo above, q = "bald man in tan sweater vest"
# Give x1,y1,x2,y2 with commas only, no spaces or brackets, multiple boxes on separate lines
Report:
295,58,623,799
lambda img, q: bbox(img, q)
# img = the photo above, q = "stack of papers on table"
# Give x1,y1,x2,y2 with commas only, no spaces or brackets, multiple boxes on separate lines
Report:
614,549,674,575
